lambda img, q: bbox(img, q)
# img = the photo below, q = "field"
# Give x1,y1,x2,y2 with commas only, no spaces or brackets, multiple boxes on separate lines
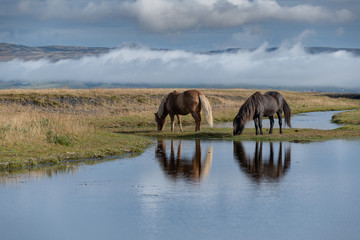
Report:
0,88,359,170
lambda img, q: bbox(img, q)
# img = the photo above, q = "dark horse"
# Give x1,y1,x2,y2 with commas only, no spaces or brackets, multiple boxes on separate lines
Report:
233,91,291,135
155,89,213,132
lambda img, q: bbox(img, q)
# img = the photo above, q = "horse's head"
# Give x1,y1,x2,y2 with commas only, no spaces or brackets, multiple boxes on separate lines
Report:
155,113,166,131
233,115,245,135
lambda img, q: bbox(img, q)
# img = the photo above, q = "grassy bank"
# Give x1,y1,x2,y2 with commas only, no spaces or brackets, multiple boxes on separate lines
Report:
332,109,360,125
135,125,360,142
0,88,359,170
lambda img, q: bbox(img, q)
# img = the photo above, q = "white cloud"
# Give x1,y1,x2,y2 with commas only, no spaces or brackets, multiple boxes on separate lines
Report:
1,43,359,89
16,0,355,32
122,0,356,32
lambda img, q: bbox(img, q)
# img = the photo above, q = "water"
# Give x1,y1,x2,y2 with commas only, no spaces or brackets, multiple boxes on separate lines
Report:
218,110,344,130
1,139,360,240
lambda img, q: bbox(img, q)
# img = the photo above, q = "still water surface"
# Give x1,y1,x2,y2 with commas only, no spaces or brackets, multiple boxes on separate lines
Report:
1,139,360,240
218,110,344,130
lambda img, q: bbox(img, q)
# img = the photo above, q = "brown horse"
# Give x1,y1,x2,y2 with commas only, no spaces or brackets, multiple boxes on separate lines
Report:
233,91,291,135
155,89,213,132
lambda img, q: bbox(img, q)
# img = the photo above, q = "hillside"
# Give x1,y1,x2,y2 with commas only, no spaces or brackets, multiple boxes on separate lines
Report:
0,43,110,62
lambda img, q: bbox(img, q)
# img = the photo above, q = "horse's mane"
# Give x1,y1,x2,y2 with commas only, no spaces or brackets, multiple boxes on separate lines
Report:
238,91,263,122
156,93,170,118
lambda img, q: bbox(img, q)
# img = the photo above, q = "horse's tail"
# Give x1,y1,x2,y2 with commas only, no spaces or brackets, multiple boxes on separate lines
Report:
199,94,214,128
282,98,292,127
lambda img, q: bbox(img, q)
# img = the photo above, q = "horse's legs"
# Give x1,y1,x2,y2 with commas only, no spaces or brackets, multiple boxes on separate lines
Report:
170,114,175,132
258,115,263,135
254,118,259,135
269,115,274,134
177,115,183,132
277,111,283,134
191,111,201,132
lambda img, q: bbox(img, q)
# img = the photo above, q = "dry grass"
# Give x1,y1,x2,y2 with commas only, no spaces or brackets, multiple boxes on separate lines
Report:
1,88,359,131
0,104,92,145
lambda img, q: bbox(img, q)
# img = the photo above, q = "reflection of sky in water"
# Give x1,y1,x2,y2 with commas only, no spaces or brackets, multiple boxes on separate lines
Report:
219,110,345,130
289,110,344,129
1,139,360,240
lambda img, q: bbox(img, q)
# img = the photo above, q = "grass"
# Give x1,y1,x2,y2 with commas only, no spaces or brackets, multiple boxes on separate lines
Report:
123,125,360,143
0,102,152,170
331,109,360,125
0,88,359,171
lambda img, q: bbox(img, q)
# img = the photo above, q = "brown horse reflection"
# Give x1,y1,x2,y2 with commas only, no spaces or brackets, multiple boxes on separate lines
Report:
155,139,213,182
233,141,291,182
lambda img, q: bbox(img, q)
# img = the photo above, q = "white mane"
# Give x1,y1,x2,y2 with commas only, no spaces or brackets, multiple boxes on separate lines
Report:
156,93,169,118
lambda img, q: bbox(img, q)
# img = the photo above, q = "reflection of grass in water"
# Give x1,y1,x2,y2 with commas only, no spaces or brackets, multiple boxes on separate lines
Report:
0,164,80,185
0,88,359,171
0,151,144,184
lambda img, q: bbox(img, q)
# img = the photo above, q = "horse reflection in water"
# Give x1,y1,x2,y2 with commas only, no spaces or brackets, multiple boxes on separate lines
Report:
233,141,291,182
155,139,213,182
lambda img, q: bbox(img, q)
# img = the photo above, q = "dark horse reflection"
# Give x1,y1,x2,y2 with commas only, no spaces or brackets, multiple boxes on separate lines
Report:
155,139,213,182
233,141,291,182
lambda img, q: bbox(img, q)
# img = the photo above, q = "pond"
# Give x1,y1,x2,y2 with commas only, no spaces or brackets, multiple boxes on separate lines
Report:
217,110,344,130
1,138,360,240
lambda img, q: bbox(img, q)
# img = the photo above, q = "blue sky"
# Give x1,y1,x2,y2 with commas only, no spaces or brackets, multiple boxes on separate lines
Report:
1,0,359,49
1,0,360,90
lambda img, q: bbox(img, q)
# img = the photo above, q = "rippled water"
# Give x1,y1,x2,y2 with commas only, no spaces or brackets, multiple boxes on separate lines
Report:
1,139,360,240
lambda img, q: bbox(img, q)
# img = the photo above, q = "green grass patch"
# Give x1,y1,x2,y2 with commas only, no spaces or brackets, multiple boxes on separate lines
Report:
133,125,360,143
332,109,360,125
0,131,152,171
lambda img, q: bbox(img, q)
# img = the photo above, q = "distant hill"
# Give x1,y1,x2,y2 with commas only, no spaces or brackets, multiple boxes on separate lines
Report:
206,46,360,56
1,43,360,62
0,43,111,61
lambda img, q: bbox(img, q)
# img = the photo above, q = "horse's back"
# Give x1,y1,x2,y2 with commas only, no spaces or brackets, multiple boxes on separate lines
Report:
183,89,202,98
264,91,283,102
167,90,201,115
182,90,201,112
259,91,282,115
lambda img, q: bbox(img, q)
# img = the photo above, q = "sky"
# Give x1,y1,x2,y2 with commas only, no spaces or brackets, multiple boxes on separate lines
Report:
1,0,359,49
1,0,360,90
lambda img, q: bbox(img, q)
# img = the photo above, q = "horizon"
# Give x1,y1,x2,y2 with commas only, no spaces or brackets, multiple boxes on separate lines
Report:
3,41,360,51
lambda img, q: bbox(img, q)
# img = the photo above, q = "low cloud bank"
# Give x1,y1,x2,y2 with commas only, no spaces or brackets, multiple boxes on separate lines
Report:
1,43,359,90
